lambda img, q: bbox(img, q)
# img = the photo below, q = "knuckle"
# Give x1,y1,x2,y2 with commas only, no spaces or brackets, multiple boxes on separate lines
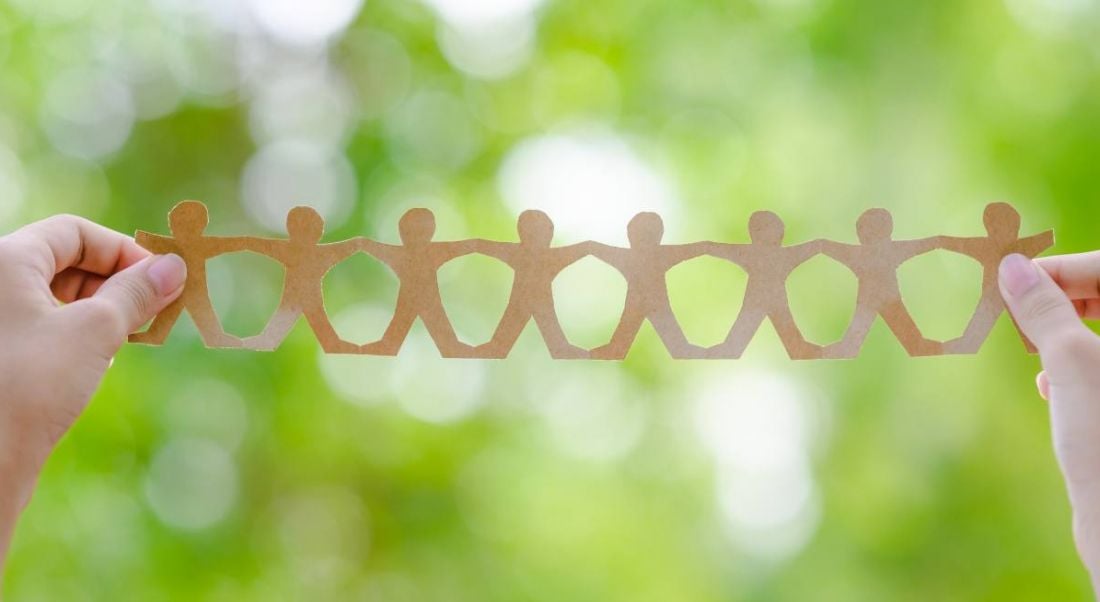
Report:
33,214,81,238
0,236,45,278
0,234,31,257
45,214,83,228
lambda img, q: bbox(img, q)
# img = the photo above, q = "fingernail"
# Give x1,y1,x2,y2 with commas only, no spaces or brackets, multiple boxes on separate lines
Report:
147,254,187,296
1000,253,1040,297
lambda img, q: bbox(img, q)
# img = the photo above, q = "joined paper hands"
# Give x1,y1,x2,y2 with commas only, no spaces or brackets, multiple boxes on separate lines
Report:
130,201,1053,360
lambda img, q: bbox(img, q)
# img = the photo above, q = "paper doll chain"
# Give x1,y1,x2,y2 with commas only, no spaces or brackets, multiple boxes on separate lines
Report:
128,201,1053,360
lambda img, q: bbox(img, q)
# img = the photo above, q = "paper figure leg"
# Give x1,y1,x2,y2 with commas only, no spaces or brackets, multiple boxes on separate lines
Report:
420,300,478,359
475,301,532,359
944,294,1002,354
243,306,301,351
304,304,358,354
590,304,647,360
708,307,766,359
1008,311,1038,354
360,297,418,356
769,304,823,360
823,303,877,359
881,300,943,357
128,298,185,345
647,304,707,360
187,291,243,348
533,306,588,359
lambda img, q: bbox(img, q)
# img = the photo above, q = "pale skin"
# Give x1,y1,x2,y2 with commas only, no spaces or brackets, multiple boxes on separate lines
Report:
1000,251,1100,595
0,215,187,577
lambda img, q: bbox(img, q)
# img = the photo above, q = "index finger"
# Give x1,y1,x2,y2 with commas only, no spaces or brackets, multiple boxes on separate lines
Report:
1036,251,1100,300
3,214,151,281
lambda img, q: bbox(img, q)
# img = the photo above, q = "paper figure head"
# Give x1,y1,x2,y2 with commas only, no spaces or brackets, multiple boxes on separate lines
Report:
399,208,436,243
627,212,664,246
983,202,1021,241
856,208,893,243
287,206,324,243
168,200,209,238
517,210,553,246
748,211,785,245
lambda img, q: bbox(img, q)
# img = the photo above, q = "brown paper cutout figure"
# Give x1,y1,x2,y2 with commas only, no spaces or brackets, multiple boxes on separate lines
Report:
129,201,259,348
585,212,711,360
132,201,1053,360
357,208,480,358
819,209,944,359
241,207,361,354
470,210,591,359
939,202,1054,354
703,211,824,360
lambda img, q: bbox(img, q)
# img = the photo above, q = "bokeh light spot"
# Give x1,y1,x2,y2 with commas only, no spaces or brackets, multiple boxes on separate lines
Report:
241,140,357,233
421,0,545,30
144,438,238,530
41,68,135,160
437,15,536,80
247,0,366,47
498,130,681,243
249,65,355,146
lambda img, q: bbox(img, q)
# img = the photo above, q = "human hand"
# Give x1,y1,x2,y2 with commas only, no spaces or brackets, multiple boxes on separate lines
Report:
999,252,1100,593
0,215,186,571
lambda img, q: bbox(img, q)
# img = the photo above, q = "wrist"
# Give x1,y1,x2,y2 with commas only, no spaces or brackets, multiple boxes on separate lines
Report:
0,426,32,576
1068,482,1100,584
0,418,40,518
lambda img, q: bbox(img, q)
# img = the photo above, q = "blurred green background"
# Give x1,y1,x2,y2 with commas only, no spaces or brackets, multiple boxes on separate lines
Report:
1,0,1099,599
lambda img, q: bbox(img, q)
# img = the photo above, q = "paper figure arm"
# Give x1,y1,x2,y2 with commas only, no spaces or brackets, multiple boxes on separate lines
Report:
1018,230,1055,258
664,241,714,264
817,240,857,265
703,242,749,266
134,231,177,254
789,239,826,264
318,239,364,264
355,239,401,267
894,236,943,259
464,240,515,262
204,235,268,257
579,241,628,268
553,242,594,266
934,236,978,256
236,238,292,264
435,239,487,262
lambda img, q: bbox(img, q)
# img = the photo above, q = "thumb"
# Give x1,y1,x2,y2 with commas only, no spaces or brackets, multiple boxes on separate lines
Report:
1000,253,1099,381
65,253,187,348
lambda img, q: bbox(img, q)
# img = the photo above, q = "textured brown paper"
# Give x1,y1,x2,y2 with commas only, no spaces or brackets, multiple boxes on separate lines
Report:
129,201,1053,360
